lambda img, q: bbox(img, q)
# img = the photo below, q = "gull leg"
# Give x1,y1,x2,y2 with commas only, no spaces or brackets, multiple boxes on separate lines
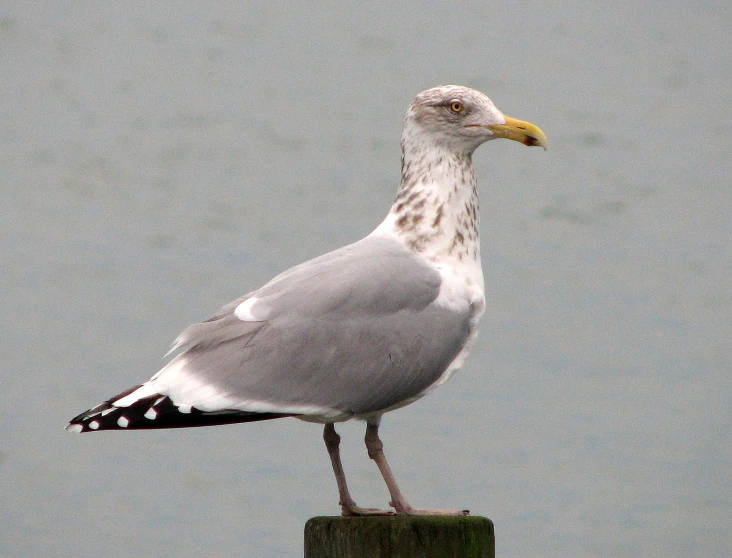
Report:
365,420,469,516
323,423,394,516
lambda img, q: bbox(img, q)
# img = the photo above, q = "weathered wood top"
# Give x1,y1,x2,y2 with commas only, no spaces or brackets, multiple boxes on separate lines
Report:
304,515,494,558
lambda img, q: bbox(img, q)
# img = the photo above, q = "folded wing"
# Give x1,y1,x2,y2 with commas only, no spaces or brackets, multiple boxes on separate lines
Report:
67,236,472,431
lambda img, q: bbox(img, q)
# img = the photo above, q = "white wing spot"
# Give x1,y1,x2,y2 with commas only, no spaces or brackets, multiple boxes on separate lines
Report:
234,297,264,321
178,405,192,414
101,408,115,416
117,416,130,428
66,424,83,433
144,408,158,420
89,421,100,430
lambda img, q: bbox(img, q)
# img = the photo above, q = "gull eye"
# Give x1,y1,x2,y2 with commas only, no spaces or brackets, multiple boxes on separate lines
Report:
449,100,464,114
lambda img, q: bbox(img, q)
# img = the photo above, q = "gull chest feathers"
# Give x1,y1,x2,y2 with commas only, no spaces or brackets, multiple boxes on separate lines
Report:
371,148,486,389
66,85,546,517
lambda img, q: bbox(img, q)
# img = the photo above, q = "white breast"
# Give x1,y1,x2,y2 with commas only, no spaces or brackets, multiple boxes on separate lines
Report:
429,257,486,388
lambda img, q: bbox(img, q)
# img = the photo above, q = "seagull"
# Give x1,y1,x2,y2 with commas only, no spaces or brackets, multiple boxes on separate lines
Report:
66,85,547,516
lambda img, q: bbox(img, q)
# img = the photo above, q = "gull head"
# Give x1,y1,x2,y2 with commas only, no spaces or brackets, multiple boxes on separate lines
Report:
404,85,547,156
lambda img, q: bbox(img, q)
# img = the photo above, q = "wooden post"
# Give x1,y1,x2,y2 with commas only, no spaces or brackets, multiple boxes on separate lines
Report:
304,516,494,558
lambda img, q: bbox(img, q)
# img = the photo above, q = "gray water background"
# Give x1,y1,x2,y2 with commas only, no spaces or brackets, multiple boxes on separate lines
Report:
1,2,730,556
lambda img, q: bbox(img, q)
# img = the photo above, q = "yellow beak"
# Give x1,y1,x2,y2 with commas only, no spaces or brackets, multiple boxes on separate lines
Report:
488,116,548,150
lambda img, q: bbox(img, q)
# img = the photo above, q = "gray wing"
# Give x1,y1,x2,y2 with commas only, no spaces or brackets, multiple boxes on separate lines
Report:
152,235,471,417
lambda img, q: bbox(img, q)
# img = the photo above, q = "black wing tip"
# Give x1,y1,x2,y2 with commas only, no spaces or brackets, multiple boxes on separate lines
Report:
65,385,293,432
65,408,292,432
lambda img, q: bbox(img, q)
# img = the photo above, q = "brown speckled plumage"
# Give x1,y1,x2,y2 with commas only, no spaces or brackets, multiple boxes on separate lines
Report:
390,127,480,263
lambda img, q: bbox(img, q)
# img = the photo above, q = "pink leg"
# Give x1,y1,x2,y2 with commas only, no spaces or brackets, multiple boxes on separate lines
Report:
323,423,394,516
365,420,469,516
